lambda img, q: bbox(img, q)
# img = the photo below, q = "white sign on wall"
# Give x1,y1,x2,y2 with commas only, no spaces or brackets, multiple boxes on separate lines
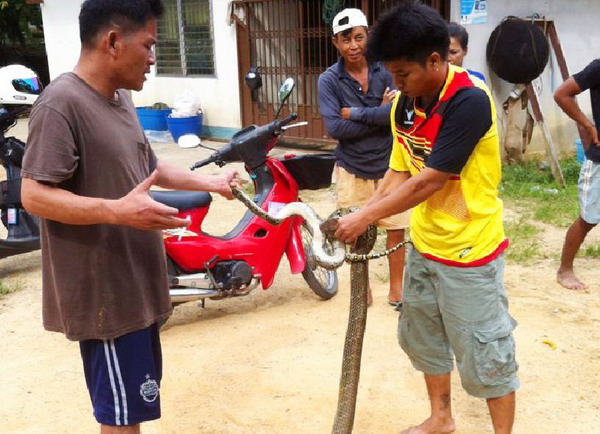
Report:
460,0,488,24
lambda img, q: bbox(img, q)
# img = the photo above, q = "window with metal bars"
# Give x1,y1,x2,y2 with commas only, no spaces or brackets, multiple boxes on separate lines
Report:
156,0,215,76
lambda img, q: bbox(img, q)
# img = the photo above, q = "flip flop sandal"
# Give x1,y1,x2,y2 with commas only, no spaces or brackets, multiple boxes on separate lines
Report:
388,301,403,312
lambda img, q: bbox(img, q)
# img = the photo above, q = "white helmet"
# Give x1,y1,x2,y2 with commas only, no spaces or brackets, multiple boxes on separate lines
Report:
0,64,43,107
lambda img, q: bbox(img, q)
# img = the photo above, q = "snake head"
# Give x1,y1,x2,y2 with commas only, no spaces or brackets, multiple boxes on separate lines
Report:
320,207,357,240
319,217,338,239
324,208,376,255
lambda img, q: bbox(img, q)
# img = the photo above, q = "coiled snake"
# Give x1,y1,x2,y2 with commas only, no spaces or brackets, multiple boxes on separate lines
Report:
232,187,410,433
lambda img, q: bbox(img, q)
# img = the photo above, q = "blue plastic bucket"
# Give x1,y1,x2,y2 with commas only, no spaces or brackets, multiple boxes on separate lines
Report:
167,114,203,142
575,139,586,164
136,107,172,131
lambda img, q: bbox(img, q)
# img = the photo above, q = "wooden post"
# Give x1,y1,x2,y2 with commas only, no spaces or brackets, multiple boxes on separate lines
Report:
534,19,591,152
233,2,253,128
539,20,570,80
526,81,566,186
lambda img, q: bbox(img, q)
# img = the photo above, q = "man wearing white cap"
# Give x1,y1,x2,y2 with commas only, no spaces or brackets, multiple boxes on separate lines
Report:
318,8,410,310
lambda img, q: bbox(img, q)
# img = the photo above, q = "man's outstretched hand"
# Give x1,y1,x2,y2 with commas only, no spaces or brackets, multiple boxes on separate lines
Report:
113,170,189,230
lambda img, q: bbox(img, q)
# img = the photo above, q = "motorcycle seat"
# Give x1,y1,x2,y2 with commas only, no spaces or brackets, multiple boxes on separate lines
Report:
150,190,212,211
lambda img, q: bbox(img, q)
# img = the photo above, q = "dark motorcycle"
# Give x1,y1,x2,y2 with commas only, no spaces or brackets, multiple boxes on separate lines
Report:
0,106,40,259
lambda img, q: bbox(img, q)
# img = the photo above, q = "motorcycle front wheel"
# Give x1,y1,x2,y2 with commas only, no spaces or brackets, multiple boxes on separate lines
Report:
300,222,338,299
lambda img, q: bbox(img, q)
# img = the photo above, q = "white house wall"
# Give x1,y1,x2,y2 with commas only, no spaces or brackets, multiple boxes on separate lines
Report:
40,0,241,139
39,0,598,149
40,0,82,79
136,1,241,139
450,0,600,155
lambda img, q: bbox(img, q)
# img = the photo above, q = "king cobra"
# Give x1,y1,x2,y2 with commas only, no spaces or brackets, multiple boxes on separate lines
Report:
232,187,410,433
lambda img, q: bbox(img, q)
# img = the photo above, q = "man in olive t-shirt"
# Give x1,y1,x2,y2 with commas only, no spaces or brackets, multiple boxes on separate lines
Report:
21,0,239,430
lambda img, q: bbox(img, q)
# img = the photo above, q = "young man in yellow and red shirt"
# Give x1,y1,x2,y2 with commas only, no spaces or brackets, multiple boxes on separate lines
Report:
334,4,518,433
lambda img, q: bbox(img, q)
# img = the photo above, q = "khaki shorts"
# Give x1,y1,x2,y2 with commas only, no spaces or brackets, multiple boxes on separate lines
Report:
398,248,520,399
334,165,410,230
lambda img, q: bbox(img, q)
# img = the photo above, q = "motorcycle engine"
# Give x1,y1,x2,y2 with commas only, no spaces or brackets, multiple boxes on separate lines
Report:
212,261,253,290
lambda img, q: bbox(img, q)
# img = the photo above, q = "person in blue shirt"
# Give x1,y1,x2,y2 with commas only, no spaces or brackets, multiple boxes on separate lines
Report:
318,8,410,310
448,22,486,82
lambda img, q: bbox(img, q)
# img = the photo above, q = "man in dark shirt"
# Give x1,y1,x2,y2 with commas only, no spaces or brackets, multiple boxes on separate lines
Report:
318,8,410,309
21,0,239,430
555,59,600,290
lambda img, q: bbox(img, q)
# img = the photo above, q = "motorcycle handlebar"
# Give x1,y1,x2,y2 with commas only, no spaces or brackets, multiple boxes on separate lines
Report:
277,113,298,129
190,112,299,171
190,154,218,171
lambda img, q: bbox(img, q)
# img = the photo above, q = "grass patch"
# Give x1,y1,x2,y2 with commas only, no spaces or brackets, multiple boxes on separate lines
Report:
374,227,388,252
501,158,580,227
0,279,24,298
504,218,542,262
241,180,255,196
581,242,600,258
373,271,390,283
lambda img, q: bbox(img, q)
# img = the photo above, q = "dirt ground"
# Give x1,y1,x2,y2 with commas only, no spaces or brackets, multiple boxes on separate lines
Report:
1,119,599,433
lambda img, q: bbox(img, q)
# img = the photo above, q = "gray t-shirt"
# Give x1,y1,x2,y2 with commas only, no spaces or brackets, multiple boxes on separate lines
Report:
22,72,171,341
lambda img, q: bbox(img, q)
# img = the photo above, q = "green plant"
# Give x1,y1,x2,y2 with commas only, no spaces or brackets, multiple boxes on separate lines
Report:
372,227,387,252
504,218,542,262
0,279,24,297
373,271,390,283
500,158,580,227
531,186,579,227
0,0,42,48
241,180,255,196
581,243,600,258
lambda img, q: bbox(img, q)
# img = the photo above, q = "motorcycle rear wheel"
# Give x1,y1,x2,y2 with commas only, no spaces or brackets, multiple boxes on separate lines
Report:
300,222,338,299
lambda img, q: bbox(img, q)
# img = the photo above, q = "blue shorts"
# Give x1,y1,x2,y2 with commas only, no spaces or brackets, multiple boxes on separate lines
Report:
578,159,600,224
79,323,162,426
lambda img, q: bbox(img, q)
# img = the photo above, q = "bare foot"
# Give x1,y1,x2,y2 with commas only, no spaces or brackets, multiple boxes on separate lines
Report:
388,293,402,303
399,416,456,434
557,268,587,290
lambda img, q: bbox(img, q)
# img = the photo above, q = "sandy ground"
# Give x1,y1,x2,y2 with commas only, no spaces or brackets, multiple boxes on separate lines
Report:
1,119,599,433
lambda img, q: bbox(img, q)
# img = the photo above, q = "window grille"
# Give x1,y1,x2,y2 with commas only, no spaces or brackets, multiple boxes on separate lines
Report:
156,0,215,76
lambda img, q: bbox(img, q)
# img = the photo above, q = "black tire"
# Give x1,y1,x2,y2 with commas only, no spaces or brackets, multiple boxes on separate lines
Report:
300,222,338,299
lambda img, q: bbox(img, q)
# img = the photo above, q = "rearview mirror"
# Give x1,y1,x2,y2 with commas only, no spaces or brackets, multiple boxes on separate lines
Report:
278,78,295,104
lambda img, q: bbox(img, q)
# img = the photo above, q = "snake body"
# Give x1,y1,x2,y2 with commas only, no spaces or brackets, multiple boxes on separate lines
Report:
232,187,409,433
232,187,346,269
232,187,405,266
331,213,376,434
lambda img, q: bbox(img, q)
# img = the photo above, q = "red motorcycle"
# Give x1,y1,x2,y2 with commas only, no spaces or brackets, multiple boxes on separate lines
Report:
151,79,338,306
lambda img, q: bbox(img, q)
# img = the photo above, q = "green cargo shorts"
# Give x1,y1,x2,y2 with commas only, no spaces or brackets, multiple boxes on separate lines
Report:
398,247,519,399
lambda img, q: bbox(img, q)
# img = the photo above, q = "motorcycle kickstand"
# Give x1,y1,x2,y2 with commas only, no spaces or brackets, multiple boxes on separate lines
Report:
204,255,221,292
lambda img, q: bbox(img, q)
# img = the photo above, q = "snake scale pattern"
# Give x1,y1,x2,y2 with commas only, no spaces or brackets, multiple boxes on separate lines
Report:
330,211,377,434
232,187,410,433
